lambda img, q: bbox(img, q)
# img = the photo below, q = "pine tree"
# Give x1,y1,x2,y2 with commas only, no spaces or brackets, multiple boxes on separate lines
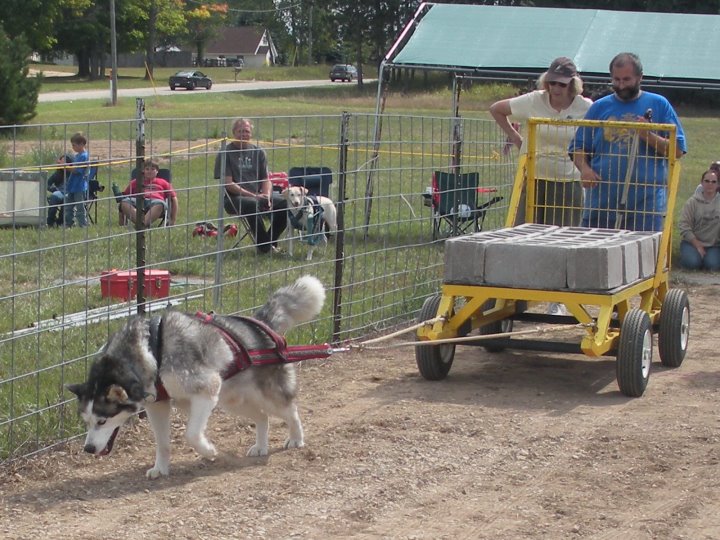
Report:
0,29,41,126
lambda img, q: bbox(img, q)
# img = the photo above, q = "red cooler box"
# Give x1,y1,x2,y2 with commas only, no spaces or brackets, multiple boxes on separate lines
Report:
101,269,170,301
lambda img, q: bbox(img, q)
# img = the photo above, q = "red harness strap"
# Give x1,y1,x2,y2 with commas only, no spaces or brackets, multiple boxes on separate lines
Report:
152,313,334,401
195,312,255,377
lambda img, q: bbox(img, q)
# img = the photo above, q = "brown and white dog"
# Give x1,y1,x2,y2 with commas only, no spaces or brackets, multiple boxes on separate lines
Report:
283,186,338,261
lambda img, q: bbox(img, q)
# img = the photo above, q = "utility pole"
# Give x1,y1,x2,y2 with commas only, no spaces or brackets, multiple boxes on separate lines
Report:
307,2,313,65
110,0,118,105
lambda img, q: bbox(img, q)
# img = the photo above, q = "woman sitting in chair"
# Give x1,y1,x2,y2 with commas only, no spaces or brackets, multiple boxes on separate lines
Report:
119,159,178,227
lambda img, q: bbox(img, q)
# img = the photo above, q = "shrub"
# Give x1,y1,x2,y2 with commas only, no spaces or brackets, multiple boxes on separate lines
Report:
0,28,41,126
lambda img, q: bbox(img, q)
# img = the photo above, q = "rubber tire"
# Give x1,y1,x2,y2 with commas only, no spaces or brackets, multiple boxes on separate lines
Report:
658,289,689,368
478,299,513,353
188,82,195,90
206,82,212,90
170,85,176,91
616,309,652,397
415,295,455,381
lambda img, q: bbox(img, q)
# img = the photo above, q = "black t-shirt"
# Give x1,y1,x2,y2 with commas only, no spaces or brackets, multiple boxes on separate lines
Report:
214,142,268,194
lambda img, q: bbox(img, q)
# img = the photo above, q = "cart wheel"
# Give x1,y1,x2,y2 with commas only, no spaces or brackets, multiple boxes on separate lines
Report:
478,299,513,353
415,295,455,380
658,289,689,368
616,309,652,397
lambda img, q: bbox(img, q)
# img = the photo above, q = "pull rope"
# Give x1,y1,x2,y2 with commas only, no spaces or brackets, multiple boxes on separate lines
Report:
350,318,591,351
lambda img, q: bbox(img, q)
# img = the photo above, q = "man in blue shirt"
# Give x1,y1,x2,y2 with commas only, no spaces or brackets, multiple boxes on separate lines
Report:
569,53,687,231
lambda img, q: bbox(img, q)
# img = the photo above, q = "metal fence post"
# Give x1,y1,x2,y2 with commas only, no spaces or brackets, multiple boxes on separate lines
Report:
332,113,350,342
213,135,227,309
134,98,147,314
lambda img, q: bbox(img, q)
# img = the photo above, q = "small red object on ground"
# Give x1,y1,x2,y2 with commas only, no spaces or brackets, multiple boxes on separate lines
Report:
100,269,170,301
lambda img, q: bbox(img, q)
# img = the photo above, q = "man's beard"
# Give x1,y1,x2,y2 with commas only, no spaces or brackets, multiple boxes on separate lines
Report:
613,82,641,101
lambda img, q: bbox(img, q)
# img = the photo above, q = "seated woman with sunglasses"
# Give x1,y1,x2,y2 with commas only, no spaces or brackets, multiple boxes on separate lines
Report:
678,169,720,270
490,57,592,228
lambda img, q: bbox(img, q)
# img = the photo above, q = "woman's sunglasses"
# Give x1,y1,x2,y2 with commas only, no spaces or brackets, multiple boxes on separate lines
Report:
548,81,568,88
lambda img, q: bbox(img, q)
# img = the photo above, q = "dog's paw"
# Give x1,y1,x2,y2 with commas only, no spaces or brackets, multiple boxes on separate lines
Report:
246,444,269,457
196,442,218,459
146,466,169,479
284,438,305,449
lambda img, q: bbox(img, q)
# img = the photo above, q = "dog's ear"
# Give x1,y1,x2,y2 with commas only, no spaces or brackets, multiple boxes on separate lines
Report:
106,384,129,404
66,382,88,399
303,187,309,195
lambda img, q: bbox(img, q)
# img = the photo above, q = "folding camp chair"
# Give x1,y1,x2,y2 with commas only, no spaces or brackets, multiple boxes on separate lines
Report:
50,160,100,226
119,168,174,227
425,171,504,240
287,166,333,197
286,167,333,256
84,164,101,224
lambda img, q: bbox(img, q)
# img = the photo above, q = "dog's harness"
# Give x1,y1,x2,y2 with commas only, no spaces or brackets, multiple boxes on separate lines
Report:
147,312,334,402
288,195,325,246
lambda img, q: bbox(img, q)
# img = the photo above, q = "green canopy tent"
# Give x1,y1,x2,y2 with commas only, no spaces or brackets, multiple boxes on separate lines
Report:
362,3,720,230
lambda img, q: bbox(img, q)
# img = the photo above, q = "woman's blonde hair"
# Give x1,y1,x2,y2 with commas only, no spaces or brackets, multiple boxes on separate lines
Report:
536,72,584,97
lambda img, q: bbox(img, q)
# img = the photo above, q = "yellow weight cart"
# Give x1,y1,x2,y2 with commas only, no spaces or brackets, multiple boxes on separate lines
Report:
416,118,689,397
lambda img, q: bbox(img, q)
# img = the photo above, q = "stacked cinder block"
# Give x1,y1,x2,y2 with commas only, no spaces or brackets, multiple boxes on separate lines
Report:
444,225,662,292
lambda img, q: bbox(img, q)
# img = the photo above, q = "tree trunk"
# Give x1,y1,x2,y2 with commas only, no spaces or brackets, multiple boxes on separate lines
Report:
76,50,90,77
145,3,158,80
196,42,204,67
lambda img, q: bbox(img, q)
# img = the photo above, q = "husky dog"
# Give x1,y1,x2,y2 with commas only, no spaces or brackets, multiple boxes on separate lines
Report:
283,186,338,261
67,275,325,479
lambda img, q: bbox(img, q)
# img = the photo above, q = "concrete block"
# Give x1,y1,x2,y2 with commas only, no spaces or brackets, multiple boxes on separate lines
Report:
485,240,568,289
627,232,662,278
444,225,659,291
566,241,625,290
444,236,491,284
620,238,640,284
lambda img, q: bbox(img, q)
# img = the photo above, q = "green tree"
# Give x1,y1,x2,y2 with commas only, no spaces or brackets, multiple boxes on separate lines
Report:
0,0,68,53
54,1,109,79
184,2,229,66
119,0,186,79
0,29,40,126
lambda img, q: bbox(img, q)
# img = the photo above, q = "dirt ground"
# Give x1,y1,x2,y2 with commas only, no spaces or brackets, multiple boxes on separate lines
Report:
2,271,719,540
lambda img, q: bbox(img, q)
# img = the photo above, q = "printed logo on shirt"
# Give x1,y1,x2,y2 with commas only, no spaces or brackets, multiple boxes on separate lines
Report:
602,113,637,147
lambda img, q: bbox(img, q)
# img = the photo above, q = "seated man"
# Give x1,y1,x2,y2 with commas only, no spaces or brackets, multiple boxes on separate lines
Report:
215,118,287,253
46,153,73,227
119,159,178,227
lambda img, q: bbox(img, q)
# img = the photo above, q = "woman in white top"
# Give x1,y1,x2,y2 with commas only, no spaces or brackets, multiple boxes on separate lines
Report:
490,57,592,226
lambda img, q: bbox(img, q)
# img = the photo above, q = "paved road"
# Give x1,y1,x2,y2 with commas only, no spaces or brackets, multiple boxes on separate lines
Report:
38,79,366,103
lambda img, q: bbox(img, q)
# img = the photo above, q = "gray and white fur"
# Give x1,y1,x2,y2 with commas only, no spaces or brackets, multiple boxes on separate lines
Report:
67,275,325,479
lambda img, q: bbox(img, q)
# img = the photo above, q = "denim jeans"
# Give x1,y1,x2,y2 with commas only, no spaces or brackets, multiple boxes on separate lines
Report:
679,240,720,270
47,190,65,226
63,192,88,227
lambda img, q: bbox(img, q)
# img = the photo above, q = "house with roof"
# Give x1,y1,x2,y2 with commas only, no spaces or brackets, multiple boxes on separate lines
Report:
203,26,278,68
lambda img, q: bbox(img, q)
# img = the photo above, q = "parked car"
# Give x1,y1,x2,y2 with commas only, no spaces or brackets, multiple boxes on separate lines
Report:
329,64,358,82
168,71,212,91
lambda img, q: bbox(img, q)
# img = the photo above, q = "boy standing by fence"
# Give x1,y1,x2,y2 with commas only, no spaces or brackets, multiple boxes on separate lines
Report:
63,132,89,227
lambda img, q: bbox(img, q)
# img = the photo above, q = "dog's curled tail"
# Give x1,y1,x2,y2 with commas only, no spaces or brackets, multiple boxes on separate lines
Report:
255,275,326,334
